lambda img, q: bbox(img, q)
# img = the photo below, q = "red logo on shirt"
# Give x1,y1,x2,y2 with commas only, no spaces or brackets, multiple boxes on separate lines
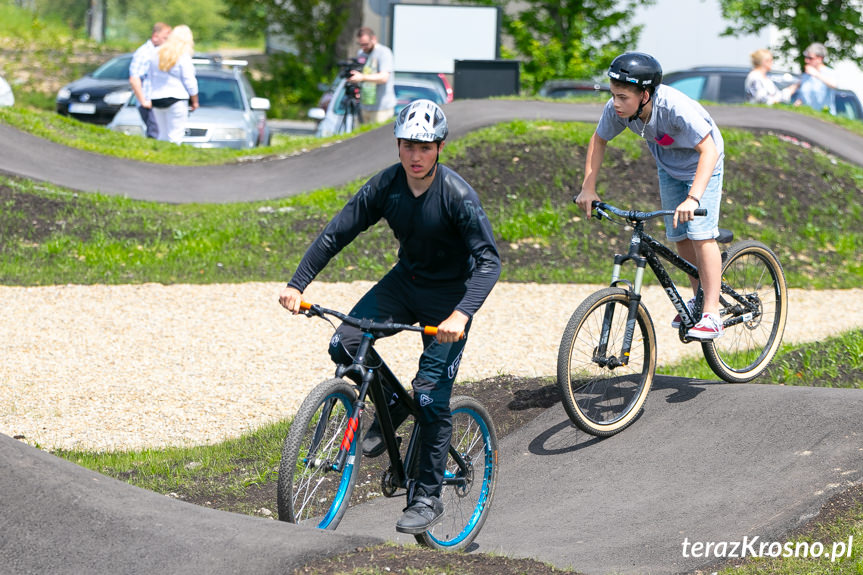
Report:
655,134,674,146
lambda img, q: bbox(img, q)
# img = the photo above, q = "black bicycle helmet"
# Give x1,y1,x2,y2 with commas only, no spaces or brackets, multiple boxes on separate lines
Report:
607,52,663,89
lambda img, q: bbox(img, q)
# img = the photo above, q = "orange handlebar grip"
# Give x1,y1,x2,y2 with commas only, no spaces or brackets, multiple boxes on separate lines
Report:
424,326,465,340
299,301,312,310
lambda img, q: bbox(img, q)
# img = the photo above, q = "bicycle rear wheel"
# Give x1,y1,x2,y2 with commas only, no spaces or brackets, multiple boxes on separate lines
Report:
557,287,657,437
703,240,788,382
416,396,498,551
277,378,361,529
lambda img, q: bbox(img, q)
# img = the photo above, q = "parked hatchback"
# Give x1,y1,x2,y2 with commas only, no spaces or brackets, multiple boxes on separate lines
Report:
56,53,133,125
663,66,862,120
108,58,271,148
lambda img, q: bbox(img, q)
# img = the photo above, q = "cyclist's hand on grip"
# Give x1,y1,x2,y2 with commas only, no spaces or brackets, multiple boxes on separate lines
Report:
673,196,700,228
279,286,304,314
574,188,600,218
435,310,469,343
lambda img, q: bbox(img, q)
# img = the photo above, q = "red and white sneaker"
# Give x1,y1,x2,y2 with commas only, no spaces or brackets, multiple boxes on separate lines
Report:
670,297,697,329
687,313,724,340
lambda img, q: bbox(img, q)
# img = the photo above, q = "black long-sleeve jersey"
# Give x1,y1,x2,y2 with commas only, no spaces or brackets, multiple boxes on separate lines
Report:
288,163,501,318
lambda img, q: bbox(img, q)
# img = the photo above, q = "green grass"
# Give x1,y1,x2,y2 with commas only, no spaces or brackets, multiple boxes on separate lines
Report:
0,105,356,166
663,329,863,386
52,418,292,516
1,120,861,288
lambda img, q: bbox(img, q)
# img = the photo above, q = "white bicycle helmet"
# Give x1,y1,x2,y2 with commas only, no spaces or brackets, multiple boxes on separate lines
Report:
394,99,448,142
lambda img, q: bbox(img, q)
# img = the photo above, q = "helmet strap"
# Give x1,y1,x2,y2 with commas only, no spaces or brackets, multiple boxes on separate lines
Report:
422,143,443,179
629,89,652,121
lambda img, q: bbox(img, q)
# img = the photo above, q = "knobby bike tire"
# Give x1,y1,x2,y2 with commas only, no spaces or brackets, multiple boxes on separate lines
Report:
416,396,498,551
702,240,788,383
277,378,361,529
557,287,657,437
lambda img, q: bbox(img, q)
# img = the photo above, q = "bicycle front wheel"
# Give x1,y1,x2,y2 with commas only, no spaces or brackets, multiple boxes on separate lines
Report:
277,378,361,529
416,396,498,551
557,287,657,437
703,240,788,382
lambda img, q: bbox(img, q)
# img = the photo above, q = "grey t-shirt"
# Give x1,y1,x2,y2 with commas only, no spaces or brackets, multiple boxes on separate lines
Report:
596,84,724,180
358,43,396,112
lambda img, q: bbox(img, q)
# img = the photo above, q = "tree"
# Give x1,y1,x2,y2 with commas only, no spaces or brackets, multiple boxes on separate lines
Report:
464,0,656,93
716,0,863,69
219,0,363,117
222,0,363,77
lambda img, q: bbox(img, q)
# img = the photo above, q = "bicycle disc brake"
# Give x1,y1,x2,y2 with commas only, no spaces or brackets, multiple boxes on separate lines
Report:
453,455,474,498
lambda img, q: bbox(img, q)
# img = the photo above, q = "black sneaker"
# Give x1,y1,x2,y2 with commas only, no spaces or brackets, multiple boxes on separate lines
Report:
362,421,404,458
395,495,444,534
362,404,409,458
361,423,386,458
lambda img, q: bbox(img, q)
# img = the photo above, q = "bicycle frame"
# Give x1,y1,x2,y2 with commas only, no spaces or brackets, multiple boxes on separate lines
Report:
594,202,762,364
304,305,469,496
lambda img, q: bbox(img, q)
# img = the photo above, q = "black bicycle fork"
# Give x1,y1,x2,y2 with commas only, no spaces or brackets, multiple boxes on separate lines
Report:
593,224,765,369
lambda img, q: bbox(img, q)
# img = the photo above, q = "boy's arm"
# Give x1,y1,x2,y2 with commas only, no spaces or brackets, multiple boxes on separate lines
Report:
673,133,718,228
575,131,608,216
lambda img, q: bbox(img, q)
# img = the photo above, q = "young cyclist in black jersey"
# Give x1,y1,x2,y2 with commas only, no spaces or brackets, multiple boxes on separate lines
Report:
279,99,501,534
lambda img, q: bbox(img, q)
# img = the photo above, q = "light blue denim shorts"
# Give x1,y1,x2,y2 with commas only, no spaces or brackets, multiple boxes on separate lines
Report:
658,164,723,242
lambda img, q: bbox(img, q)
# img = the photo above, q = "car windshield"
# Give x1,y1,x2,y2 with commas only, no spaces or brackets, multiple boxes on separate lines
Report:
91,56,133,80
198,77,243,110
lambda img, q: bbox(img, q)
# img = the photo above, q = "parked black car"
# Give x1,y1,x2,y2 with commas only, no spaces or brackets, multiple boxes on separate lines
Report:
663,66,863,121
56,54,133,125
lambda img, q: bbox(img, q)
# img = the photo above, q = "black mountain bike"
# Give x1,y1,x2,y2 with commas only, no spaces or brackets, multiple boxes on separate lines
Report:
277,302,498,551
557,201,788,437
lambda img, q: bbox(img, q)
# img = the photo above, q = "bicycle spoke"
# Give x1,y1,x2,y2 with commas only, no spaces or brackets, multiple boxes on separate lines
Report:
420,399,497,550
705,242,787,382
278,380,360,529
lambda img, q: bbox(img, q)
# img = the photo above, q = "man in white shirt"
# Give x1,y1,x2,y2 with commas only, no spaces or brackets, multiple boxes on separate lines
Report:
129,22,171,138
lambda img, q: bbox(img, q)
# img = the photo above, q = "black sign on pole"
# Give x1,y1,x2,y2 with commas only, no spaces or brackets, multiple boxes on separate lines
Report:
453,60,520,99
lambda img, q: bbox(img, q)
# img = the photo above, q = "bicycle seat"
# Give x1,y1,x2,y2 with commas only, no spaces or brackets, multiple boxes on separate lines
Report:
718,229,733,243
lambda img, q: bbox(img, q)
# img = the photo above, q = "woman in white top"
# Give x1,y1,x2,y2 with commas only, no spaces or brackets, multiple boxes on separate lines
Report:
143,25,199,144
745,49,791,105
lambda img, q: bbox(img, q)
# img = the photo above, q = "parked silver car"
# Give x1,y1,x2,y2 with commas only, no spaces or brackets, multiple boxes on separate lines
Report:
108,58,271,148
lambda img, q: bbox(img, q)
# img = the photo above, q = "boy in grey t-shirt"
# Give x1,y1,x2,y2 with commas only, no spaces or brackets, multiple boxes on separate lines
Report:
575,52,726,340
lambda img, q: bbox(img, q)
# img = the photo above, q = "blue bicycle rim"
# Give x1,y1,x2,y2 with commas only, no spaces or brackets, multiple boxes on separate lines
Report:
427,406,494,547
315,390,357,529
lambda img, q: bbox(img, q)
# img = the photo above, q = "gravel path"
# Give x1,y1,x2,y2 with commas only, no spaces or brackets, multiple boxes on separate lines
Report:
2,282,860,452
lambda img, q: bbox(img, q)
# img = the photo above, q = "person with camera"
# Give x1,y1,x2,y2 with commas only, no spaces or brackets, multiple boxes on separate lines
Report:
348,27,396,124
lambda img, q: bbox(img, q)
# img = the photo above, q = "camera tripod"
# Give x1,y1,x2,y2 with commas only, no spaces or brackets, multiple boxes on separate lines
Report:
337,81,362,135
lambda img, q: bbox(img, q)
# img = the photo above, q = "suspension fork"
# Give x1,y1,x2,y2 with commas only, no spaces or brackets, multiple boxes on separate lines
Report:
598,245,648,368
329,333,376,473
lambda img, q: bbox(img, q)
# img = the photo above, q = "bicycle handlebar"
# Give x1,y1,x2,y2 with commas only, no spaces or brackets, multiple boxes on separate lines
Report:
592,200,706,221
300,301,455,338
